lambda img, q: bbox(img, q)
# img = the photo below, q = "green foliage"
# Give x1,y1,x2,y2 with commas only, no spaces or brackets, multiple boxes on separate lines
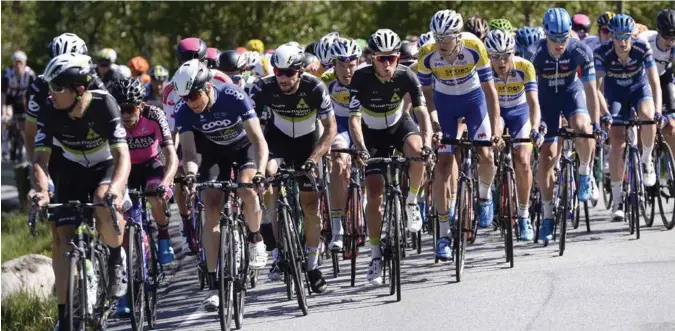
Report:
1,212,52,263
1,290,58,331
1,1,667,74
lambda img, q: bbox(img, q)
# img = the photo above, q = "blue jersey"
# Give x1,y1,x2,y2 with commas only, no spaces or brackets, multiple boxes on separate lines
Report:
528,38,596,95
594,37,655,93
175,84,257,146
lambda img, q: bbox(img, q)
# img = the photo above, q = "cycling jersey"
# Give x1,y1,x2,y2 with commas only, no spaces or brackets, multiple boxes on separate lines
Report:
144,83,163,108
162,69,233,131
583,35,603,52
321,68,351,146
249,72,333,138
417,32,493,96
638,30,675,76
528,38,596,95
2,66,36,113
126,105,172,164
175,84,256,147
35,90,128,167
494,56,538,109
348,64,424,130
26,74,106,123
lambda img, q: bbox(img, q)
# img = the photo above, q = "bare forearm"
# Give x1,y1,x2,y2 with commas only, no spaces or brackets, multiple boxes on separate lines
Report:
310,122,335,162
584,84,600,123
648,69,662,113
422,87,435,113
349,115,366,151
110,148,131,191
526,92,541,128
414,106,432,146
32,153,50,194
24,121,37,162
252,139,268,174
162,146,178,182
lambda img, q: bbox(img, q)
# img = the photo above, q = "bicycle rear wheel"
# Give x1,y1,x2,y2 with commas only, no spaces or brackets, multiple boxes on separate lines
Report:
656,140,675,229
454,179,468,282
218,225,234,331
127,225,146,331
67,252,86,331
558,165,570,256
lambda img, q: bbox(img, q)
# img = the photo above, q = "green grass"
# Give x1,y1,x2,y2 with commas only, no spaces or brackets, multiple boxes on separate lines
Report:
1,290,58,331
1,212,52,263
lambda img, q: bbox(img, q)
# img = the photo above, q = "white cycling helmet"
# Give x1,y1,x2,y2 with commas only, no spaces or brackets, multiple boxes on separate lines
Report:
330,38,362,61
430,10,464,35
96,48,117,63
417,31,436,48
171,59,212,97
43,53,93,86
11,51,27,62
117,64,132,78
271,44,304,70
244,51,262,69
485,29,516,54
367,29,402,53
316,33,339,65
49,33,88,59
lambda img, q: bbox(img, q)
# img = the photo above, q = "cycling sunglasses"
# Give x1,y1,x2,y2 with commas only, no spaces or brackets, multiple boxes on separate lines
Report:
548,33,570,43
274,68,299,77
48,82,67,93
374,54,399,63
612,33,632,40
181,89,203,102
489,53,512,61
434,33,459,42
119,103,141,114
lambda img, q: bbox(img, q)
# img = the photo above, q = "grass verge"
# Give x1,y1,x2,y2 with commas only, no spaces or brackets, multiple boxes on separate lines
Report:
1,211,52,262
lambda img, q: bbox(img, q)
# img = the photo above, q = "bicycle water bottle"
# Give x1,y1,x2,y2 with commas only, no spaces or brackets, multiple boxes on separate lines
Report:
627,126,638,147
85,259,98,315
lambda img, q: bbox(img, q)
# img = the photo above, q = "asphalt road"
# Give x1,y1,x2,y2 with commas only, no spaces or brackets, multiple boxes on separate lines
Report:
109,201,675,331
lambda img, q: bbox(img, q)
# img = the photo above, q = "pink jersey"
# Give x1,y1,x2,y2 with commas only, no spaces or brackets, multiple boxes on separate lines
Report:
162,69,233,131
126,105,173,164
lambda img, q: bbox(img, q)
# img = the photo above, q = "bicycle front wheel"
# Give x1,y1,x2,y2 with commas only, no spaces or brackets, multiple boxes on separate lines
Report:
218,225,234,331
66,252,86,331
282,207,309,315
558,165,571,256
145,226,159,329
656,140,675,229
127,225,146,331
455,179,469,282
503,170,515,268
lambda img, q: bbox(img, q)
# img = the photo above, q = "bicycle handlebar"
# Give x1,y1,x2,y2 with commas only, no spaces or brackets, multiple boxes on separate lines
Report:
440,138,493,147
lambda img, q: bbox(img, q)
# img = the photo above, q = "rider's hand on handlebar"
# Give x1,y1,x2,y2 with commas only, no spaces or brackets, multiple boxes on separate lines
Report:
355,149,370,167
530,129,545,148
492,135,505,151
654,112,666,129
301,159,319,179
30,191,50,209
104,189,123,212
252,171,267,189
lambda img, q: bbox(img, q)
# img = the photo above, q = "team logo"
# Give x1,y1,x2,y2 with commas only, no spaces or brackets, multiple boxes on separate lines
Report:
202,119,232,130
35,129,46,143
113,125,126,139
224,88,245,100
297,98,309,109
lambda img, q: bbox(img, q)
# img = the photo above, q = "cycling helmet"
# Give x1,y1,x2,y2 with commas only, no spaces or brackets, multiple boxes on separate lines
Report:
243,51,262,69
176,37,208,64
417,32,435,48
572,14,592,32
534,26,547,39
569,30,580,40
515,27,542,52
218,50,247,72
430,10,463,35
303,52,321,72
304,41,319,56
330,38,362,61
465,15,490,41
608,14,635,34
206,47,220,69
657,9,675,37
597,12,616,27
149,65,169,82
96,48,117,63
485,29,516,54
118,65,132,79
171,59,211,97
543,8,572,36
316,35,336,65
110,78,146,105
235,46,247,54
400,41,419,61
43,53,93,87
11,51,27,62
49,33,88,59
128,56,149,74
634,23,649,36
488,18,513,32
246,39,265,53
271,44,304,70
367,29,402,53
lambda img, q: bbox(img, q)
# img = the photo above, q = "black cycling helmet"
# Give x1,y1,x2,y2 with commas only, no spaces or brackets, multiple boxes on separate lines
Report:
657,9,675,37
399,41,418,62
110,78,146,105
597,12,616,27
176,37,208,64
465,15,490,41
302,52,320,68
206,47,220,69
304,41,319,56
218,50,246,72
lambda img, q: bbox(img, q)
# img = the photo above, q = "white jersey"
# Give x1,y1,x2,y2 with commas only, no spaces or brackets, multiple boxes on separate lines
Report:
638,30,675,76
161,68,232,131
583,35,603,51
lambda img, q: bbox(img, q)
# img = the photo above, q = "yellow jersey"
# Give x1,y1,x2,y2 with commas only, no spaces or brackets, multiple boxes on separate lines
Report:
493,56,538,109
320,68,350,118
417,32,493,96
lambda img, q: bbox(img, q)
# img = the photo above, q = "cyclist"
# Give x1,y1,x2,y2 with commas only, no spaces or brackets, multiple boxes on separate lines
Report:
249,43,336,293
303,52,323,77
572,13,592,40
515,27,544,57
639,10,675,118
418,10,501,258
146,65,170,107
247,39,265,54
95,48,124,90
32,53,131,330
595,14,663,221
465,15,490,42
206,47,220,69
399,41,418,67
2,50,35,161
489,18,514,33
585,12,616,51
128,56,151,84
485,29,543,241
528,8,600,243
349,29,432,284
118,64,133,79
320,38,362,251
173,59,269,310
218,49,250,88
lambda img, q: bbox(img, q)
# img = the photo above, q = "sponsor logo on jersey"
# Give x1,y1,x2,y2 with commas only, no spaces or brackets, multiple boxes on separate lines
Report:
297,98,309,109
35,129,46,143
127,135,156,150
390,93,401,103
202,119,232,130
224,88,245,100
113,125,126,139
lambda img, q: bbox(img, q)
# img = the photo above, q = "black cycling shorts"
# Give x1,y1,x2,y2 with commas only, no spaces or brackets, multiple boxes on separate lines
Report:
362,114,419,176
128,157,165,191
198,138,256,183
661,72,675,113
52,159,114,226
266,126,319,192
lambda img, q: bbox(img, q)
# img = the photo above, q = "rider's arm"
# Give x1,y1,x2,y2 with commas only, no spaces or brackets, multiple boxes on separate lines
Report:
237,89,269,174
347,80,367,151
101,95,131,194
481,80,501,135
417,48,438,129
523,61,541,129
578,44,600,123
24,82,41,162
150,106,178,182
644,52,662,114
406,68,432,147
309,83,336,163
32,117,52,193
595,70,610,116
179,131,199,176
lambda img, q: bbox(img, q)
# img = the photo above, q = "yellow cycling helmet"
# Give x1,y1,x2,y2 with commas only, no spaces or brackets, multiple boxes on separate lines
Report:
246,39,265,53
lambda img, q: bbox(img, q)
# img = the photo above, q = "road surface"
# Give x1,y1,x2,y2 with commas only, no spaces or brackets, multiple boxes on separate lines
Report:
109,201,675,331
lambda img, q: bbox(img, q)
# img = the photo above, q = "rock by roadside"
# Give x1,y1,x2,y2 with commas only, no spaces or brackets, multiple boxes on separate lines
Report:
1,254,54,300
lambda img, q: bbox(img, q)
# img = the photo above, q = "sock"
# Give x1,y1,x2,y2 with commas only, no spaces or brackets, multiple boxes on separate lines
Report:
180,214,194,236
438,212,451,238
247,231,263,243
370,237,382,259
579,161,591,176
479,181,492,200
158,223,170,239
307,246,320,270
518,203,529,218
450,194,457,210
58,304,66,322
406,185,420,204
542,200,553,220
642,144,654,165
109,246,122,265
612,181,623,205
330,209,343,235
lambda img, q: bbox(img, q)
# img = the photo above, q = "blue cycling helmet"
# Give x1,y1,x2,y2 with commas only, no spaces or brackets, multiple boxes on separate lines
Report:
515,27,542,52
543,8,572,36
608,13,635,34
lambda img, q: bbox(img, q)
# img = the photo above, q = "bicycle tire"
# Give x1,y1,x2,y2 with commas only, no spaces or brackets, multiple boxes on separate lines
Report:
348,187,359,287
630,151,641,240
127,225,146,331
145,227,159,329
455,179,468,283
572,191,581,230
558,165,570,256
218,225,234,331
656,141,675,229
93,248,109,326
504,171,515,268
531,189,541,244
66,252,86,331
233,224,247,330
393,195,402,302
592,145,604,208
282,207,309,315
